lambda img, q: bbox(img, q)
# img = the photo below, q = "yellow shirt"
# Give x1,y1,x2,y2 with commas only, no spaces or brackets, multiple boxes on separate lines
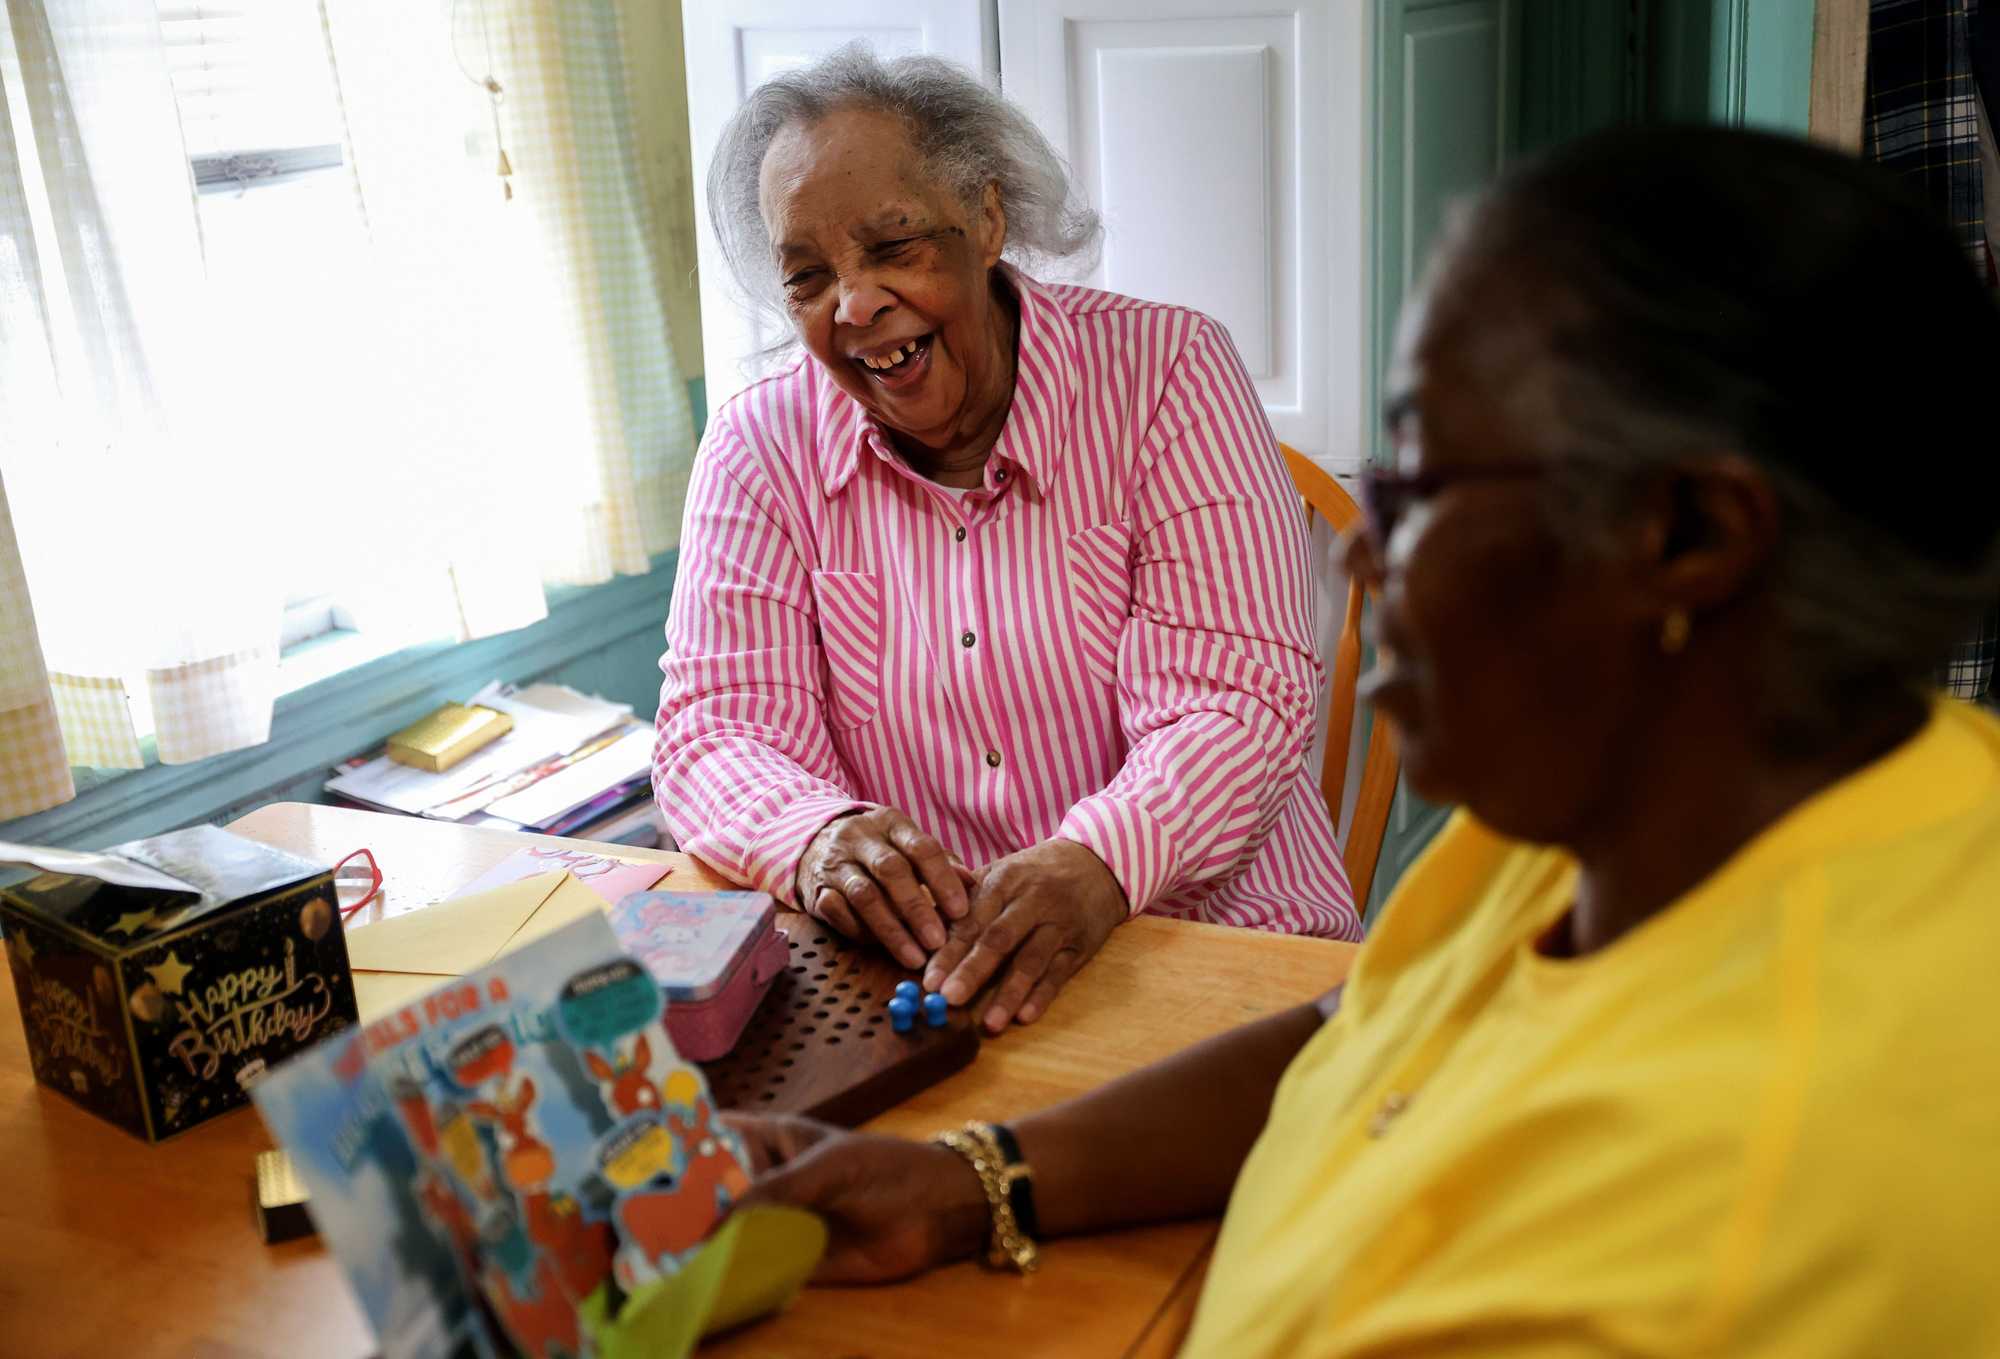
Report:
1183,700,2000,1357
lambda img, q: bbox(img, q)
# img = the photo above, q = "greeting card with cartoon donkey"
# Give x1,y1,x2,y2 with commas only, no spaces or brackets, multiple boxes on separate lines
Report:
253,913,824,1359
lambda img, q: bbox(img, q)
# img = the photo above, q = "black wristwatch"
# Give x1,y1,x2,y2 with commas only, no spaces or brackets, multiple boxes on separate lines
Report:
988,1122,1040,1239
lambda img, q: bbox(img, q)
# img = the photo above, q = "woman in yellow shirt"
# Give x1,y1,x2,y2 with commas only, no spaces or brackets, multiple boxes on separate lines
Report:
724,127,2000,1355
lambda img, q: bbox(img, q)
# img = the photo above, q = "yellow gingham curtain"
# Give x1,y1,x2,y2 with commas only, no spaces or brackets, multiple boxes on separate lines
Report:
0,0,281,817
0,11,68,819
504,0,695,579
0,472,71,819
319,0,695,601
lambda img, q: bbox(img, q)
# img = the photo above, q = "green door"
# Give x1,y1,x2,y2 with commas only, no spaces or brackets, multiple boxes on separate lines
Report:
1359,0,1819,921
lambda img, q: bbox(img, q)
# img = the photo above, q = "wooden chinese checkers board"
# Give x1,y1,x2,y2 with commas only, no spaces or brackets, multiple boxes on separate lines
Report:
700,915,979,1126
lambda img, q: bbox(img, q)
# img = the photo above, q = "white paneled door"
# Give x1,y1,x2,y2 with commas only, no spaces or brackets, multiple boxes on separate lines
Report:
683,4,1513,475
999,0,1372,471
681,2,996,412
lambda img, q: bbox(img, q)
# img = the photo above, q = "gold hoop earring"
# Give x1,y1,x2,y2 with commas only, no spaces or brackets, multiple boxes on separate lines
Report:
1660,608,1691,656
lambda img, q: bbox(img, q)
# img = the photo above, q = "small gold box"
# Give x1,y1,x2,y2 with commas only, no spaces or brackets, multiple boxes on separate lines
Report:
386,703,514,773
255,1149,315,1244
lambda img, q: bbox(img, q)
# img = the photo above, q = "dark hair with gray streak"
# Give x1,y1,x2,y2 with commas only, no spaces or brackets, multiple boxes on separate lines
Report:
707,43,1101,338
1435,126,2000,752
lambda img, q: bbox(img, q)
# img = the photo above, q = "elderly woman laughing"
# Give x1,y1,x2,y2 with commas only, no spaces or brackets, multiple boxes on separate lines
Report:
653,48,1357,1034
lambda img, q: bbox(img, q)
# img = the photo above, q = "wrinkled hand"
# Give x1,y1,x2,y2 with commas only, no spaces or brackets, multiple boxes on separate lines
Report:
723,1113,988,1284
923,838,1126,1034
796,808,972,968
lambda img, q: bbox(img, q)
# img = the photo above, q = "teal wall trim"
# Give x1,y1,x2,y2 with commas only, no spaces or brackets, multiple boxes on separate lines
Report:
1517,0,1826,158
1649,0,1715,120
1710,0,1754,122
1370,0,1522,465
1369,0,1398,470
1650,0,1816,131
1736,0,1817,132
1365,0,1525,912
0,555,680,852
1367,781,1449,924
1518,0,1644,155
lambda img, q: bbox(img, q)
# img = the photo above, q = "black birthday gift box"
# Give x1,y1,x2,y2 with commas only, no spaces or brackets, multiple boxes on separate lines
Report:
0,825,359,1142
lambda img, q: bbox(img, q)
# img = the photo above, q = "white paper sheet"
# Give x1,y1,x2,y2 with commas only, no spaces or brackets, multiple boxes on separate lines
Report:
482,727,653,827
0,840,197,894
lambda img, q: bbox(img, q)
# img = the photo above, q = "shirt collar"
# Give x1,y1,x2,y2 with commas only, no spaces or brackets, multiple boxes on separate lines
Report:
817,264,1080,499
1509,696,1999,972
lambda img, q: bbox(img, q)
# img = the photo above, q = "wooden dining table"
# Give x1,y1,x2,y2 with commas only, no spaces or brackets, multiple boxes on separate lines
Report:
0,802,1356,1358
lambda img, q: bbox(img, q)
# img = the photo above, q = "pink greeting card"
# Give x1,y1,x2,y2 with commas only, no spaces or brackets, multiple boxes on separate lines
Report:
449,845,671,909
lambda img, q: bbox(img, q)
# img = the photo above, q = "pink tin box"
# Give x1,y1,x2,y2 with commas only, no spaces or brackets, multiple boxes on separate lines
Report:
608,890,789,1060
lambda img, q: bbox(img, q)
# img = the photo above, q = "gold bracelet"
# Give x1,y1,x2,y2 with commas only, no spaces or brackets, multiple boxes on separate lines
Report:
931,1122,1040,1273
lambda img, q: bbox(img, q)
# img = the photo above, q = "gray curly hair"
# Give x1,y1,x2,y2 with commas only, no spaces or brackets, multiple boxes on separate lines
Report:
707,43,1101,336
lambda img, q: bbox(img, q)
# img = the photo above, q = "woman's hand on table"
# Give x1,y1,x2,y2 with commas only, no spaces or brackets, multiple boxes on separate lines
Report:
724,1113,988,1283
796,807,973,969
925,838,1126,1034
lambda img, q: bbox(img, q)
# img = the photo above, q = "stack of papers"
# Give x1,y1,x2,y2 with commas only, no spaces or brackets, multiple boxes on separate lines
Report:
327,682,653,832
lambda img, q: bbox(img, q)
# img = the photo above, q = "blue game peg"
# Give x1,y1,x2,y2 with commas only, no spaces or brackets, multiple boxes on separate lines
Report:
923,992,948,1027
894,979,921,1003
888,996,917,1032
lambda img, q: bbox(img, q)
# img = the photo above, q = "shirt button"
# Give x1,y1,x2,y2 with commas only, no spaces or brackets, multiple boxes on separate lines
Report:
960,630,976,649
954,526,966,542
984,749,1002,769
1367,1091,1411,1139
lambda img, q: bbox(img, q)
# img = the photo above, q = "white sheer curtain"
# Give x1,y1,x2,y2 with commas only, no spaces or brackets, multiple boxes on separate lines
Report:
0,0,695,819
316,0,696,626
0,0,282,792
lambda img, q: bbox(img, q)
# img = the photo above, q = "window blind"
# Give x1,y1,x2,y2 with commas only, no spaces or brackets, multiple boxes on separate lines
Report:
155,1,344,191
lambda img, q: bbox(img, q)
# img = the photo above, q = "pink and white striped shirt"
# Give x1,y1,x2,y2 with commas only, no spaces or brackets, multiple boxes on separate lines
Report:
654,269,1359,939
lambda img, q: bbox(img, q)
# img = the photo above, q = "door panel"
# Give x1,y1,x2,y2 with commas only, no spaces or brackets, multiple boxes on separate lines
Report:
1371,0,1516,460
1401,4,1511,282
1096,43,1275,376
1001,0,1370,471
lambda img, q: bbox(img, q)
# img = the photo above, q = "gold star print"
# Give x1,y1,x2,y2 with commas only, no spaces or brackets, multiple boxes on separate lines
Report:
147,952,193,996
109,910,155,936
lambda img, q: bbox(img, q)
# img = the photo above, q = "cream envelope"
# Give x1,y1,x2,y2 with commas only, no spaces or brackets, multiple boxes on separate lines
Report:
501,871,619,954
353,972,444,1024
343,870,615,1022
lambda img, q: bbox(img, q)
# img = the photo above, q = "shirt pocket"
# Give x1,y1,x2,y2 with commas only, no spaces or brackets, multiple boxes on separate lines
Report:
1065,521,1134,686
808,569,883,731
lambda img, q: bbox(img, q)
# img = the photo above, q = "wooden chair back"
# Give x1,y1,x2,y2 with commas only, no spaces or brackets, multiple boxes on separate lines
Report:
1280,444,1400,908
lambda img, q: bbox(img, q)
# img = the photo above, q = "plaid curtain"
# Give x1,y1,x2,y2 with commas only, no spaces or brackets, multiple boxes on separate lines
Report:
1866,0,1999,700
319,0,697,602
1939,605,2000,698
1,0,285,818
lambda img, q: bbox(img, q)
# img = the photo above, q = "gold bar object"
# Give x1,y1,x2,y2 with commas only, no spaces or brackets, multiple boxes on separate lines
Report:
255,1149,315,1244
386,703,514,773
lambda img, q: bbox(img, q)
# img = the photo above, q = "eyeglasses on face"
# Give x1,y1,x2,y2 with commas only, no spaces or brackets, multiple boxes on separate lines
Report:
1356,460,1556,545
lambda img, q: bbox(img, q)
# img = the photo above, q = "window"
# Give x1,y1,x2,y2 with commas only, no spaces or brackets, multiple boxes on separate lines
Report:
158,2,362,650
161,2,345,189
6,0,639,740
